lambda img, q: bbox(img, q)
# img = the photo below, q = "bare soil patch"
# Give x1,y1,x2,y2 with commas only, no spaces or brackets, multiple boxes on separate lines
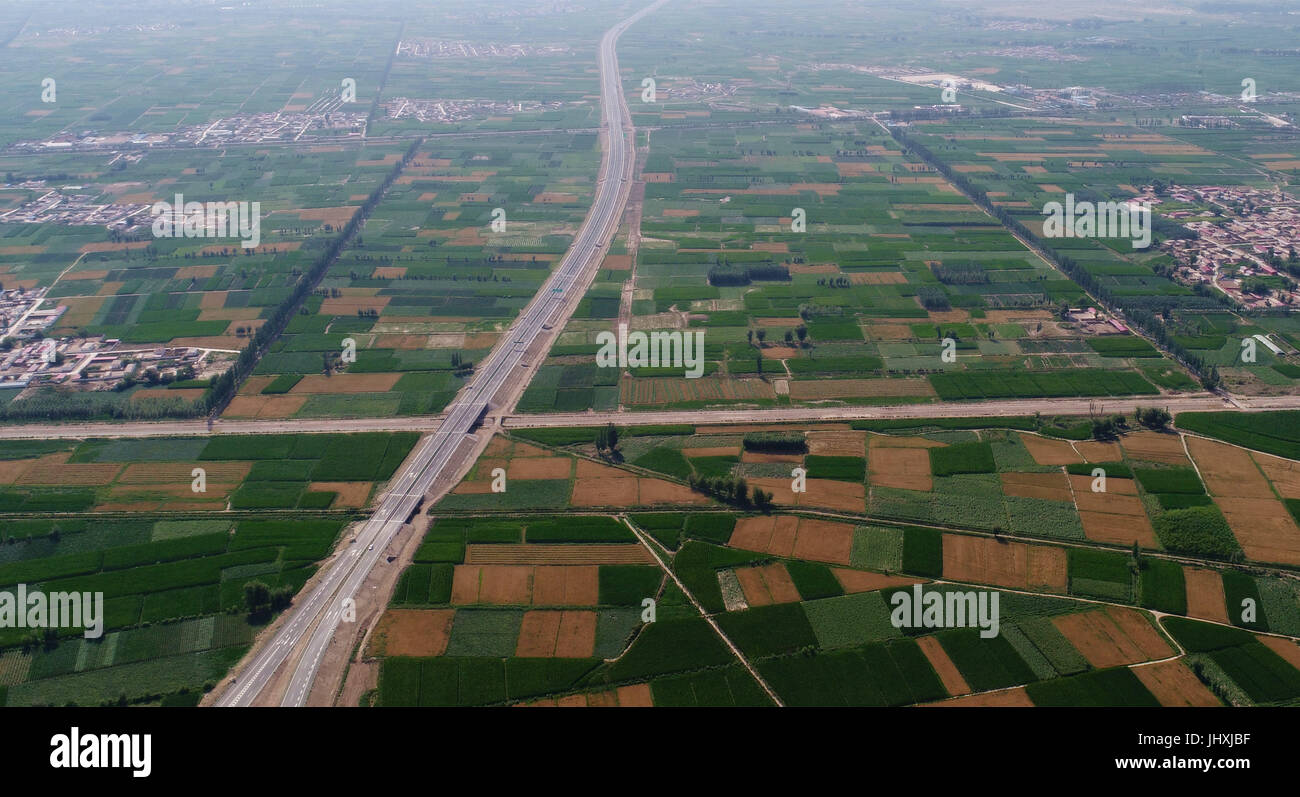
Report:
1182,567,1229,624
1053,607,1171,668
531,566,599,606
1133,660,1220,707
292,373,401,394
943,534,1067,592
1121,431,1189,465
806,430,866,457
917,635,971,696
832,569,922,593
308,481,372,508
368,609,455,657
1020,435,1083,465
869,447,932,491
1186,437,1274,499
1078,510,1158,548
1000,471,1072,502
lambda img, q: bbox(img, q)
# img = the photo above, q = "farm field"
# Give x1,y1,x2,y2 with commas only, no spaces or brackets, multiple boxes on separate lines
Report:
501,412,1300,568
516,121,1188,415
373,410,1300,707
2,0,1300,720
0,430,417,705
897,114,1300,397
235,133,602,419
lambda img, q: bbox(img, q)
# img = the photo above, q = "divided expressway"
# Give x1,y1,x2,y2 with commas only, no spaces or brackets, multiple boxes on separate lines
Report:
215,0,667,707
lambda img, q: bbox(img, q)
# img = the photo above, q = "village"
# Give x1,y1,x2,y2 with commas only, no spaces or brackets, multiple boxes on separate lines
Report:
0,287,227,396
10,106,367,153
382,97,564,124
1154,184,1300,309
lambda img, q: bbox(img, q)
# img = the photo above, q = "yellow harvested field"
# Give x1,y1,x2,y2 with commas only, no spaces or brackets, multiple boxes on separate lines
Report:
1186,437,1274,499
805,430,866,457
1020,434,1083,465
1000,471,1072,502
1074,441,1122,462
1121,431,1189,465
1078,510,1158,548
1215,496,1300,566
1253,452,1300,499
291,373,402,394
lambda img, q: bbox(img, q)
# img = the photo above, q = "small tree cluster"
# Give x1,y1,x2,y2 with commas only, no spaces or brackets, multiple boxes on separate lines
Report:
1134,406,1172,430
595,423,620,453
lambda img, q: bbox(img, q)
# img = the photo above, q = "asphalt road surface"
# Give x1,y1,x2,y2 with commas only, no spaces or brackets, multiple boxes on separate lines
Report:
215,0,666,708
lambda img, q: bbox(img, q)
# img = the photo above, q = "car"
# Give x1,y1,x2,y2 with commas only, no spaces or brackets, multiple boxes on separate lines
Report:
367,544,374,551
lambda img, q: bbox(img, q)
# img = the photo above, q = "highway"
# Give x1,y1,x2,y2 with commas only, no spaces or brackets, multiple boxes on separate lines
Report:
215,0,666,707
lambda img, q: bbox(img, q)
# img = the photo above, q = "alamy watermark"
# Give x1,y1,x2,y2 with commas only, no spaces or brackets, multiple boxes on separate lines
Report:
890,585,1000,638
1,584,104,639
1041,194,1150,249
151,193,261,248
596,322,705,378
50,727,151,778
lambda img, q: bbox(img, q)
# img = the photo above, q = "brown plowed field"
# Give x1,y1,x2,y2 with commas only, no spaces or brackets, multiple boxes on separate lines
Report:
942,534,1067,592
1052,607,1172,668
368,609,455,657
1133,660,1220,707
728,515,854,565
1182,567,1229,624
291,373,401,394
734,562,801,607
515,610,596,658
869,447,932,491
917,635,971,696
832,569,923,593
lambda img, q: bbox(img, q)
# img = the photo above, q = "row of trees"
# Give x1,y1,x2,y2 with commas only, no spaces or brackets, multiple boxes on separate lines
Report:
686,473,774,511
894,128,1227,390
203,137,424,419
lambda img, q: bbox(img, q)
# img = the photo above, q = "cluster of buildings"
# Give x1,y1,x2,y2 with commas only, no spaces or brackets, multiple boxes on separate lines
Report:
1064,306,1129,336
790,104,871,121
13,106,366,153
396,39,571,59
0,189,150,230
382,97,563,124
658,78,739,103
0,288,64,341
1156,185,1300,309
0,336,209,395
0,289,223,395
